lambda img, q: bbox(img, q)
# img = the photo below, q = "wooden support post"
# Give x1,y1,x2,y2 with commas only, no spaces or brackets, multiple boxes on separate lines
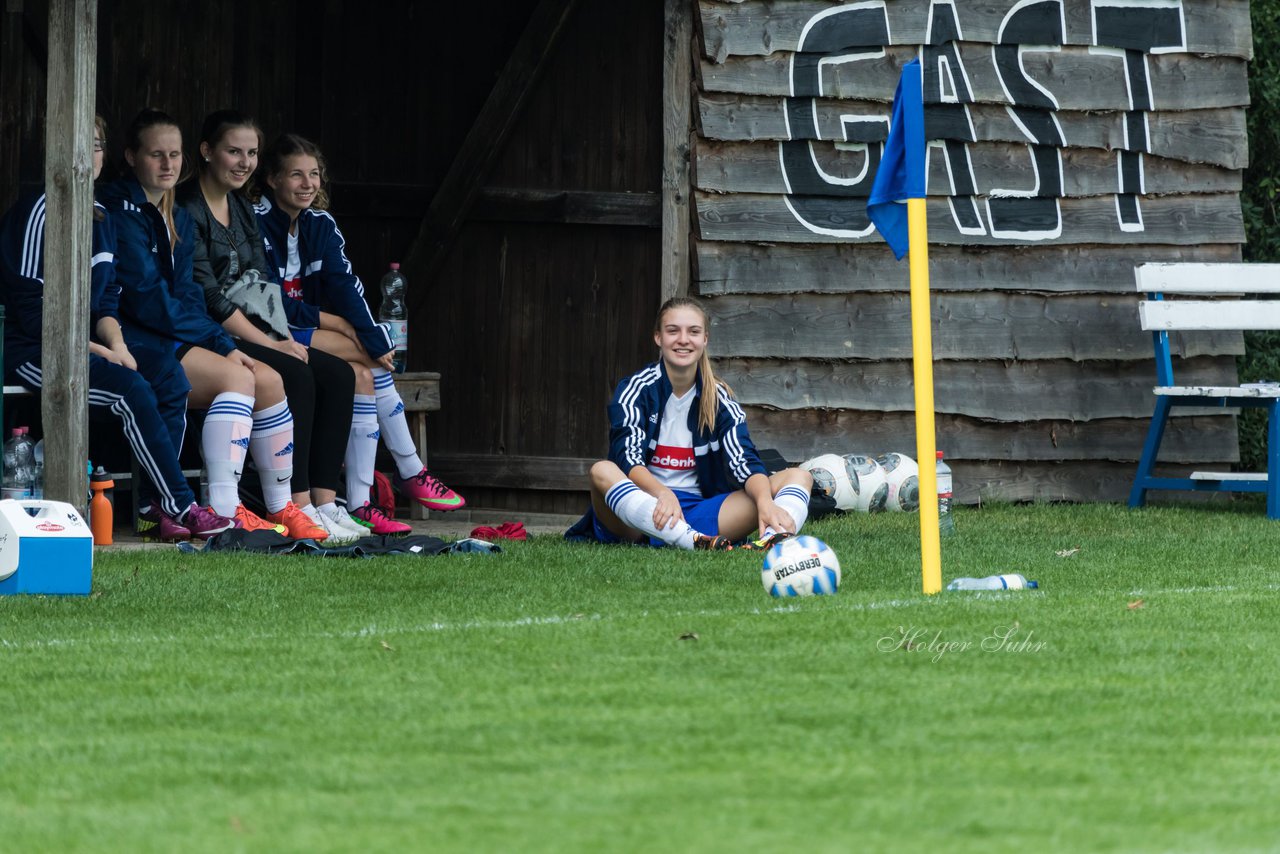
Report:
42,0,95,513
660,0,693,303
404,0,578,323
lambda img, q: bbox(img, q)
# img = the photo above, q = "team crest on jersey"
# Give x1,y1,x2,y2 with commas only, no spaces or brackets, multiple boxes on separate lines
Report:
275,442,295,457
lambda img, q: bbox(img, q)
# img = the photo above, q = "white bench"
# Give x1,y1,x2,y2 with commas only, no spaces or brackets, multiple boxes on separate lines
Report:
1129,263,1280,518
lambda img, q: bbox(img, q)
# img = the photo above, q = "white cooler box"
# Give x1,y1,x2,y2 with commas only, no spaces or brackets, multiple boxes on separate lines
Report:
0,499,93,596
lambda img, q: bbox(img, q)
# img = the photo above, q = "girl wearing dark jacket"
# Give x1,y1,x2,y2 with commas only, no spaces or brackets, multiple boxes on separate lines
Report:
177,111,365,543
99,109,325,541
256,134,464,532
567,298,813,550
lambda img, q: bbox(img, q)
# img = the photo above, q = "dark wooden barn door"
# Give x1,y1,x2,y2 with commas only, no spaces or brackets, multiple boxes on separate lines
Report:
421,0,664,514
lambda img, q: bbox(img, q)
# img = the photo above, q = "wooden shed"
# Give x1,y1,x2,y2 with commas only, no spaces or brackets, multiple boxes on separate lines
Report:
0,0,1256,512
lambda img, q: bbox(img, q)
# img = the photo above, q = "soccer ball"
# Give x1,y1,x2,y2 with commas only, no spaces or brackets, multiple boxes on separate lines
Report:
800,453,857,510
843,454,888,512
761,535,841,597
876,452,920,512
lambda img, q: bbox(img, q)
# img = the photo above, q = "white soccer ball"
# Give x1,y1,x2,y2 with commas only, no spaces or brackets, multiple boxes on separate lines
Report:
761,535,841,597
843,454,888,513
876,452,920,512
800,453,857,510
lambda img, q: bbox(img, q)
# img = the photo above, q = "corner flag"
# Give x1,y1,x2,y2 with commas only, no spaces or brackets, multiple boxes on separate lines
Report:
866,59,942,596
867,59,926,260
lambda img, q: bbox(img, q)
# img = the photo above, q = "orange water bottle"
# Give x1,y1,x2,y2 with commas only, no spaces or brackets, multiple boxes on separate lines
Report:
89,467,114,545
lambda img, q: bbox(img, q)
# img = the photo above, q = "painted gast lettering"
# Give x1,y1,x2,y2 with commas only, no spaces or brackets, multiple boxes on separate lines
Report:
778,0,1189,243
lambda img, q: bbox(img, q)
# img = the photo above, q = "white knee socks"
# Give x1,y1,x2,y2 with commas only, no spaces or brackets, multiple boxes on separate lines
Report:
249,400,295,514
605,479,699,549
372,368,423,479
770,484,811,535
203,392,253,517
345,394,379,508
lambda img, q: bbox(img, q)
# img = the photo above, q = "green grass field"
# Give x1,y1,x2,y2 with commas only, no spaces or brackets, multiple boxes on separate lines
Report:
2,502,1279,853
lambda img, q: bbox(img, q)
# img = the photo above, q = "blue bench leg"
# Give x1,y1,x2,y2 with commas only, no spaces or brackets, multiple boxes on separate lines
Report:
1268,401,1280,520
1130,396,1172,509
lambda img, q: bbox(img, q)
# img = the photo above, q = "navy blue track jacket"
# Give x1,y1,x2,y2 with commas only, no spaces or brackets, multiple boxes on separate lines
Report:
255,192,393,360
608,359,768,497
97,175,237,356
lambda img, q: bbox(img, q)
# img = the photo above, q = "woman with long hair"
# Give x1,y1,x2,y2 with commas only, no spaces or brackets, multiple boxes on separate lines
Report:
0,115,232,540
255,133,464,534
99,108,326,541
177,110,365,544
567,297,813,550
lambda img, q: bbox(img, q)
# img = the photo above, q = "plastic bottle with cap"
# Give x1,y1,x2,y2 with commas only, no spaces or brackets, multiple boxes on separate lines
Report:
936,450,955,536
379,262,408,373
946,574,1039,591
89,466,115,546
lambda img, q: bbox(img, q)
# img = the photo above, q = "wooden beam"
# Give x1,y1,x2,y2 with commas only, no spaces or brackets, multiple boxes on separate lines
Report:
695,241,1242,296
404,0,578,320
429,453,594,492
700,47,1250,112
471,188,661,227
694,190,1245,246
697,0,1254,62
660,0,693,302
41,0,94,513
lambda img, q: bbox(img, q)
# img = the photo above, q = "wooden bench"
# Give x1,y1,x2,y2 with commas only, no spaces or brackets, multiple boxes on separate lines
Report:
1129,262,1280,518
393,371,441,520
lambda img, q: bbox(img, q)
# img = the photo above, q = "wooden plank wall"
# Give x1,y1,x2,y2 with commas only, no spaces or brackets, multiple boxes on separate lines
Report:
694,0,1253,503
423,0,664,513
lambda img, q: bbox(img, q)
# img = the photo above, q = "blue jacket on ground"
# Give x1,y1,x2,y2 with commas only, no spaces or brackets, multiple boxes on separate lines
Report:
0,189,120,356
97,175,237,356
608,359,768,498
255,191,393,360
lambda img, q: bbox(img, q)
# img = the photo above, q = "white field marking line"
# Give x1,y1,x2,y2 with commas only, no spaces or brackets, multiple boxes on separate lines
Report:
0,597,932,652
1126,582,1280,596
2,582,1272,652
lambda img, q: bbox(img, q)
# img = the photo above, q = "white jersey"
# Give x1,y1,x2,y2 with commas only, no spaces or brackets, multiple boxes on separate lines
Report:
647,388,700,492
282,232,302,300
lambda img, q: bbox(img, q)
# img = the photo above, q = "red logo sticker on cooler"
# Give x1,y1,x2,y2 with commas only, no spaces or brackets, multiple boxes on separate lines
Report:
35,522,65,532
649,445,695,470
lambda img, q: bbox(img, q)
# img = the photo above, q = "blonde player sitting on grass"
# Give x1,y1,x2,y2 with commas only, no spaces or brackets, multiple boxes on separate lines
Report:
566,297,813,550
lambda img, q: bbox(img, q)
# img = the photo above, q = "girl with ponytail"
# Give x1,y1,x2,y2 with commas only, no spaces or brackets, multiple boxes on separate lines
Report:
566,297,813,550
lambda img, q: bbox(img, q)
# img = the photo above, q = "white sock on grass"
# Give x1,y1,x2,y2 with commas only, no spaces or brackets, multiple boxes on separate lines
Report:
768,484,811,536
605,479,699,550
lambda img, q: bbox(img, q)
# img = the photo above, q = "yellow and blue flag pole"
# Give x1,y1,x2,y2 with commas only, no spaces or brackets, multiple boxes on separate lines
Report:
867,60,941,595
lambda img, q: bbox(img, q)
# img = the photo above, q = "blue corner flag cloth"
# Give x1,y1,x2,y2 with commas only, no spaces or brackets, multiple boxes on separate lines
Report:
867,60,926,260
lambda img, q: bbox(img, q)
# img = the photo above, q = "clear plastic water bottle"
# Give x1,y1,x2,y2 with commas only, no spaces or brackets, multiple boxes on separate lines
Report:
2,427,37,500
379,262,408,373
946,574,1039,591
936,450,955,536
32,438,44,500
